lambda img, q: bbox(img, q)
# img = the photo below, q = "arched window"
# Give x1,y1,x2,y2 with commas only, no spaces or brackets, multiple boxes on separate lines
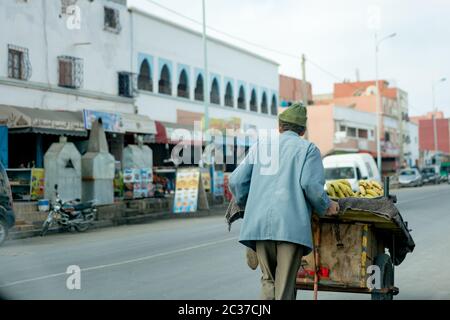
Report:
261,92,268,114
271,94,278,115
138,59,152,91
210,78,220,105
237,86,246,109
225,82,234,107
250,89,258,112
177,69,189,98
158,64,171,95
194,74,204,101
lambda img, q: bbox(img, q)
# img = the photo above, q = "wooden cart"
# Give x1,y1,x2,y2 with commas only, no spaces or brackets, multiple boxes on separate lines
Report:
296,206,409,300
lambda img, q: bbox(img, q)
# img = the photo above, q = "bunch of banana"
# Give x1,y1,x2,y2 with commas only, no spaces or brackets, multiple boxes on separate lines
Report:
356,180,384,198
326,180,355,199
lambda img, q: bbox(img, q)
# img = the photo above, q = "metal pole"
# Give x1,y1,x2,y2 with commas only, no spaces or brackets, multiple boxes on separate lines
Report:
202,0,209,133
301,54,308,106
202,0,214,198
375,33,382,176
301,54,309,140
432,83,438,152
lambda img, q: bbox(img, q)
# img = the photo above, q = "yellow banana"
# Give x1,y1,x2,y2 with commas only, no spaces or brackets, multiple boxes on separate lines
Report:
345,185,355,197
366,189,378,197
326,183,336,198
333,183,345,198
339,180,351,188
339,183,352,197
359,186,367,196
371,181,383,190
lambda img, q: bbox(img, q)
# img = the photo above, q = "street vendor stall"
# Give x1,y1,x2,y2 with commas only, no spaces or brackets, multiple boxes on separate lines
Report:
294,179,415,300
225,179,415,300
296,194,414,300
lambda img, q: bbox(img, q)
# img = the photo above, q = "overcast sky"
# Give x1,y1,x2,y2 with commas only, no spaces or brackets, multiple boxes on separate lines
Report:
130,0,450,117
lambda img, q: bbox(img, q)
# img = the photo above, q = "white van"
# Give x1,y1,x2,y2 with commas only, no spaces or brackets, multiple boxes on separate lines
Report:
322,153,381,191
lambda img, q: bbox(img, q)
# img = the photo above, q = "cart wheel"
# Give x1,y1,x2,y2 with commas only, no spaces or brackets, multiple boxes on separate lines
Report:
371,254,394,300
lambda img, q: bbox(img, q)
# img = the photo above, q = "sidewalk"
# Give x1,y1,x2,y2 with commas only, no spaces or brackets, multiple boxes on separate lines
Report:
8,198,229,241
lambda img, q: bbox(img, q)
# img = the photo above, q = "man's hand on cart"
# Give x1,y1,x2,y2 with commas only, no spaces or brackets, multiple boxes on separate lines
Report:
326,200,340,216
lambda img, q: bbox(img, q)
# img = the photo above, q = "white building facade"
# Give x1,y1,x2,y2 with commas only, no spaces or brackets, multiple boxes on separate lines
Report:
0,0,134,114
128,4,279,135
405,122,419,168
0,0,279,169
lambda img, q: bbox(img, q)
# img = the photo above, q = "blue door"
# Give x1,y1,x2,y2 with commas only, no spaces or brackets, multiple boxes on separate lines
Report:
0,126,8,168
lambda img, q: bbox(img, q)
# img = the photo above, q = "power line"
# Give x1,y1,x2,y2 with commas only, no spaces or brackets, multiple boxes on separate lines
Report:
143,0,356,83
142,0,421,116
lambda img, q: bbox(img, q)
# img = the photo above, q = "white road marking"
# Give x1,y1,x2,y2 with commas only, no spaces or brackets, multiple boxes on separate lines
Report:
0,236,237,289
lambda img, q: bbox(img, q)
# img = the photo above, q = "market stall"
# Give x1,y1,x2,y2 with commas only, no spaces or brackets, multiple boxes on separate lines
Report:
296,182,415,300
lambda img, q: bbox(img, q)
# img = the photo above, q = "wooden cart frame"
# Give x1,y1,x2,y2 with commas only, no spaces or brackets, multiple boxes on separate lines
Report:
296,209,403,300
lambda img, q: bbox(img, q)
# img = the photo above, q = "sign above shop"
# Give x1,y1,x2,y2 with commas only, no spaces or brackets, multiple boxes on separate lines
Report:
83,110,125,133
83,110,157,135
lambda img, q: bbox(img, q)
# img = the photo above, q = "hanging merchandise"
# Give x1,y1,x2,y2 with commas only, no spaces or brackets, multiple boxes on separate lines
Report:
213,170,224,197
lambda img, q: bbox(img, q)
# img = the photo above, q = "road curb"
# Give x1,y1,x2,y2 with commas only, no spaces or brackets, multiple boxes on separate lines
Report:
8,205,228,241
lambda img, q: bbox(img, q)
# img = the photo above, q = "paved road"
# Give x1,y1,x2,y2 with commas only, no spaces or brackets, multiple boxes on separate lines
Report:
1,184,449,300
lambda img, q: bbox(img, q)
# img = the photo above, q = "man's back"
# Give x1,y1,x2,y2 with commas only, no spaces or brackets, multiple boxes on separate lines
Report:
229,130,330,255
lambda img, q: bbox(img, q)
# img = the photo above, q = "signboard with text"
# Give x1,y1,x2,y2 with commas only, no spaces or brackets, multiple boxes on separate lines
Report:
83,109,124,133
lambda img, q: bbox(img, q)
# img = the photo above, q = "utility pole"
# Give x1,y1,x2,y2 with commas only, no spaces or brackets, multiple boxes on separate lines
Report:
397,89,405,170
301,54,308,106
375,33,382,176
374,32,396,176
301,54,309,140
202,0,209,133
431,78,447,153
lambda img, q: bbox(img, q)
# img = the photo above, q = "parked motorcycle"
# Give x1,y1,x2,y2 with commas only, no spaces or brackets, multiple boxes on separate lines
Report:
41,185,97,236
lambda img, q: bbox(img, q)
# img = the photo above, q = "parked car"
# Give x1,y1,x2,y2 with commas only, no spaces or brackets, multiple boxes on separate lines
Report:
323,153,381,191
398,168,423,188
0,161,15,246
421,166,440,185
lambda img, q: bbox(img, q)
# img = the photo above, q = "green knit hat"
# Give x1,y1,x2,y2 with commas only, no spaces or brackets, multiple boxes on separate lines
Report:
278,102,307,127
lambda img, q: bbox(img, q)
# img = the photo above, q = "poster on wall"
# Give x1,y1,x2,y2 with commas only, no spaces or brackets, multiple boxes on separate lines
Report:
173,168,209,213
31,169,45,200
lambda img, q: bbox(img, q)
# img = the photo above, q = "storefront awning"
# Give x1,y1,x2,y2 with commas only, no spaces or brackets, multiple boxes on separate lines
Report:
0,105,87,137
121,112,157,135
155,121,168,144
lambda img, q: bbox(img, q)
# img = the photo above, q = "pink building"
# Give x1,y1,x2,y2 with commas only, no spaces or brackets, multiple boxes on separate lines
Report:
307,104,377,157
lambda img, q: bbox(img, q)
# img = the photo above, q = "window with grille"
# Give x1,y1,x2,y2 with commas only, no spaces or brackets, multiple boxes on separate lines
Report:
270,95,278,115
104,7,121,33
58,56,83,89
261,93,268,114
238,86,246,109
158,65,172,95
118,72,136,98
61,0,78,15
358,129,368,139
194,75,204,101
225,83,234,107
177,70,189,99
210,79,220,105
138,60,153,92
347,127,357,138
8,45,32,80
250,90,258,112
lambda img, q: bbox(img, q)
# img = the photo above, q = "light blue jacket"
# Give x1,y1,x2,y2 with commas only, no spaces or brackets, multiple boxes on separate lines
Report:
229,131,330,255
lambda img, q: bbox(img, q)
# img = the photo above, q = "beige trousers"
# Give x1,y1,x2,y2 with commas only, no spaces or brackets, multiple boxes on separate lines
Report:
255,241,303,300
